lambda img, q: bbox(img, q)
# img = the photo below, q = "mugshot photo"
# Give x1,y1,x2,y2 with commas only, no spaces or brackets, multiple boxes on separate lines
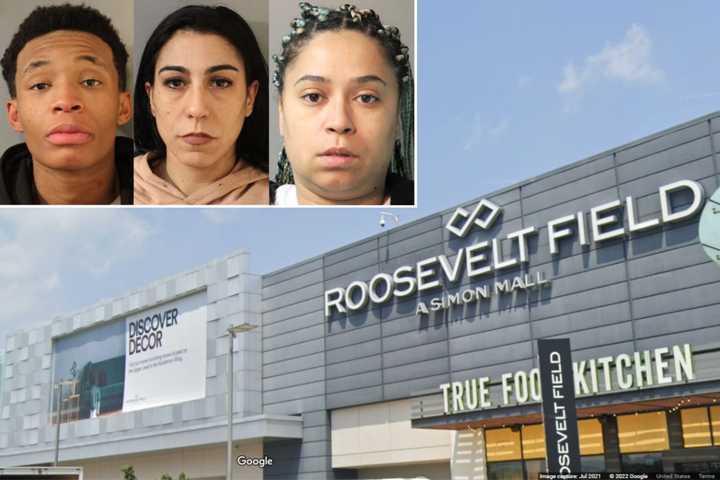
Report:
133,0,270,205
269,0,416,206
0,0,133,205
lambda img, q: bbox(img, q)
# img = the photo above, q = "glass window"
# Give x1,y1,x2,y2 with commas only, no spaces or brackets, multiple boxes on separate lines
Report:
711,406,720,446
681,407,712,448
581,455,606,472
617,411,669,453
579,418,604,455
486,461,523,480
485,428,522,462
525,459,546,479
621,452,663,473
521,424,545,459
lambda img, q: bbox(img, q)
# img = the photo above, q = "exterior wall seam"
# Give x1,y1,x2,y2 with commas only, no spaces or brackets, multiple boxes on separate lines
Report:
612,151,639,352
377,235,388,401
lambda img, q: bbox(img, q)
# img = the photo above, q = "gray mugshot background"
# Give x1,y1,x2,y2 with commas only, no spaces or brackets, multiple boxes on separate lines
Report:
268,0,415,179
0,0,134,150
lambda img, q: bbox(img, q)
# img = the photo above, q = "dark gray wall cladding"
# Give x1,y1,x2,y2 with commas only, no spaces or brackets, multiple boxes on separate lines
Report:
630,261,720,299
521,155,614,198
523,187,620,227
523,169,618,215
260,112,720,480
263,268,323,300
627,242,710,279
263,257,323,287
615,122,709,164
616,136,711,182
618,157,714,198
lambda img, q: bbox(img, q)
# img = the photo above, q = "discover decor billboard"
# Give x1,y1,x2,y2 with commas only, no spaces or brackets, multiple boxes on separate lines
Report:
122,294,207,412
52,292,207,423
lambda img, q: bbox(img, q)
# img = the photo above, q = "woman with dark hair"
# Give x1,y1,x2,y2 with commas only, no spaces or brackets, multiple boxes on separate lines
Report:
134,5,269,205
272,2,414,206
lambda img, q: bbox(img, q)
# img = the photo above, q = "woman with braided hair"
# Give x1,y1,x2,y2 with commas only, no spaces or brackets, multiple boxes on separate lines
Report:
272,1,415,205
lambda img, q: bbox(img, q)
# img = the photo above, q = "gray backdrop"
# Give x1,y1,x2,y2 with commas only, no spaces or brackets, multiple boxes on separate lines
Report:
0,0,134,149
268,0,415,179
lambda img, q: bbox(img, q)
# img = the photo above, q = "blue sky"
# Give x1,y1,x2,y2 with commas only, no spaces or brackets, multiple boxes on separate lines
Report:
1,1,719,344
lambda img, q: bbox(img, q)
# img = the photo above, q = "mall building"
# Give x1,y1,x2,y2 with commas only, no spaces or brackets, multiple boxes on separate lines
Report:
1,112,720,479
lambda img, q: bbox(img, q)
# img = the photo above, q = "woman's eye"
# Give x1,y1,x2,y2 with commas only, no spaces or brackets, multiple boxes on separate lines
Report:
30,82,50,91
210,78,232,88
81,79,102,88
301,92,323,104
163,78,185,89
357,94,380,104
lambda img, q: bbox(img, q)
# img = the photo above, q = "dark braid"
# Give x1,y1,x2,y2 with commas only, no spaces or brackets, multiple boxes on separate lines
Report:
272,2,414,185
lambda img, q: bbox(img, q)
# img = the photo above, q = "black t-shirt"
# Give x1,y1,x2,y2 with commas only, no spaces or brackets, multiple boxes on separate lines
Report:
0,137,134,205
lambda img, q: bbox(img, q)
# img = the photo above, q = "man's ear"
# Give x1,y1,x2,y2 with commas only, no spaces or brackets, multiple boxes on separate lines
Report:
145,82,156,116
245,80,259,117
116,92,132,126
6,99,24,133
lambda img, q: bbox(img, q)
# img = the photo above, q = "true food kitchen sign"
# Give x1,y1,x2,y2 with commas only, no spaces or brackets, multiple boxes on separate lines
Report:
324,180,706,316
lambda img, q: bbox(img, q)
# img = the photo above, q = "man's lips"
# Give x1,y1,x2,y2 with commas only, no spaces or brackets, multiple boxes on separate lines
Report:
46,124,92,145
180,132,215,145
318,147,358,167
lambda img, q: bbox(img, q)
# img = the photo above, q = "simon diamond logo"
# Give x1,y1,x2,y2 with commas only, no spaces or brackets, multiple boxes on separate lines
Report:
445,199,502,238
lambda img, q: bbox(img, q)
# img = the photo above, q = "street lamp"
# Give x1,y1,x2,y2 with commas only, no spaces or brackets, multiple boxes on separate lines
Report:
54,362,78,467
226,323,257,480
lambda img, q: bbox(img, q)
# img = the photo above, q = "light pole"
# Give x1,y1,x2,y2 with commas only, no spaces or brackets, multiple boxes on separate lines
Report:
53,381,62,466
226,323,257,480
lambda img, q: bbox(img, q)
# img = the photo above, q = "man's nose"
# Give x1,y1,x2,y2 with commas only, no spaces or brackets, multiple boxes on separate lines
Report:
52,83,83,113
325,98,355,134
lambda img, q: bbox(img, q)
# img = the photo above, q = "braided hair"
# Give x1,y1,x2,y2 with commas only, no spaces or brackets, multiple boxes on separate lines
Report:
272,2,414,185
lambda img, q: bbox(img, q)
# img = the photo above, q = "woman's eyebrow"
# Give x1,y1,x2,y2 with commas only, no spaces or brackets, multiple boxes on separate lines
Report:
157,65,239,75
158,65,188,74
206,64,239,74
351,75,387,86
293,74,387,86
294,74,328,86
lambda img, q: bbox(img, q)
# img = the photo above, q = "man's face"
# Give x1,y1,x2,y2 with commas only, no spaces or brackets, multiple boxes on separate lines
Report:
5,30,131,172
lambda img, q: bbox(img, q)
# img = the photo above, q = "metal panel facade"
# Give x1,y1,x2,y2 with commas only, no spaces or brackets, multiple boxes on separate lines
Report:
261,112,720,479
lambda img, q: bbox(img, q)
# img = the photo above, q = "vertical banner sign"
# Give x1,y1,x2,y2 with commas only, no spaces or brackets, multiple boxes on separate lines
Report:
537,338,581,473
123,294,207,412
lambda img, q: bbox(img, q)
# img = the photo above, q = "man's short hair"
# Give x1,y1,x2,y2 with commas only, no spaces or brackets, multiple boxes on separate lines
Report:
1,3,129,98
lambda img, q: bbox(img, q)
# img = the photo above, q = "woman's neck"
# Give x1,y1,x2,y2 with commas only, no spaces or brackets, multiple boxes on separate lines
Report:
161,148,237,196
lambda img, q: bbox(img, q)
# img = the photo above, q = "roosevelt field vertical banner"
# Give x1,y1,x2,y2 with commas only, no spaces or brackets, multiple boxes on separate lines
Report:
537,338,581,473
122,293,208,412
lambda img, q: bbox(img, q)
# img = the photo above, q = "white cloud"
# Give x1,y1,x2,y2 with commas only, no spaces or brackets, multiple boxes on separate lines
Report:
558,24,664,110
463,115,511,151
0,209,153,343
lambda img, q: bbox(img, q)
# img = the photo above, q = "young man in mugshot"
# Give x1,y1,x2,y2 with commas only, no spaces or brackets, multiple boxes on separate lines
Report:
0,4,132,204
